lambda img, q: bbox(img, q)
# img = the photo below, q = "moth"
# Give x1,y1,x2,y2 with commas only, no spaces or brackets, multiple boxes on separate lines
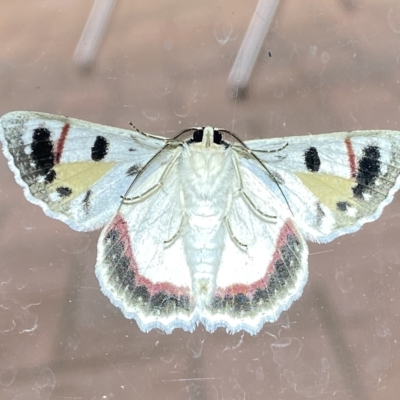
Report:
1,111,399,335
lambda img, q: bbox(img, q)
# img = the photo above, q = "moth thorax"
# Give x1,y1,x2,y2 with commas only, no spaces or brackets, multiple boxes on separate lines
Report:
189,148,227,178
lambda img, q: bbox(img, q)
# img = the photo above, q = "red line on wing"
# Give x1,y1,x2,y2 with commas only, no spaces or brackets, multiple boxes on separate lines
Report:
55,123,70,164
215,221,298,298
345,137,357,178
111,214,190,297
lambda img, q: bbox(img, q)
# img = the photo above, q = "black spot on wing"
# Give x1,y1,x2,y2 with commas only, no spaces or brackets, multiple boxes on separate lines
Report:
115,254,136,292
31,127,55,181
56,186,72,197
131,286,149,303
337,201,349,211
126,164,141,176
91,136,109,161
304,147,321,172
45,169,56,184
233,293,251,312
268,238,297,291
352,145,381,199
82,190,92,211
149,292,191,313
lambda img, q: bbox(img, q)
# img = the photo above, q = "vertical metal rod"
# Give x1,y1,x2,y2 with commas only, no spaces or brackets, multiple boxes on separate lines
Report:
73,0,117,69
228,0,280,97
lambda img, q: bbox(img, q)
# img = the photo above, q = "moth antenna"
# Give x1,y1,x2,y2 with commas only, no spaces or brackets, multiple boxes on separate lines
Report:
129,122,144,135
172,127,199,140
129,122,170,141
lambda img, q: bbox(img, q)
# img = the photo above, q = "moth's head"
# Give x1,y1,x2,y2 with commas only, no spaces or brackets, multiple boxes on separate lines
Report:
189,126,223,148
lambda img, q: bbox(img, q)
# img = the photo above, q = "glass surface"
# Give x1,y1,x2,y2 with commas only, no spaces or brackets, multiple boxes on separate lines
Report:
1,1,400,399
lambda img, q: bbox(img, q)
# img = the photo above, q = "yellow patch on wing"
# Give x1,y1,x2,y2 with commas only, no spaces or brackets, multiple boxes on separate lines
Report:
295,172,356,211
49,161,116,200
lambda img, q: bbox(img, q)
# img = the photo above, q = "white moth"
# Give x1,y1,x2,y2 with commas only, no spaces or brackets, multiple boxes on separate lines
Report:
1,111,399,334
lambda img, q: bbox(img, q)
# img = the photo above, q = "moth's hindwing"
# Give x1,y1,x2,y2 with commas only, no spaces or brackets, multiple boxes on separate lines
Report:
0,111,165,231
96,156,198,333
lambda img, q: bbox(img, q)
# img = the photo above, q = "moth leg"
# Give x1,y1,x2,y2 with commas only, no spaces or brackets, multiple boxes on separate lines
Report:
224,192,247,250
164,214,185,246
121,182,162,204
164,189,186,246
225,217,248,250
129,123,197,143
232,155,277,220
121,151,180,204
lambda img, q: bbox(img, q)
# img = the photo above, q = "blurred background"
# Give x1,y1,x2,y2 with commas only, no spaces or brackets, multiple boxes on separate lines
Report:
1,0,400,399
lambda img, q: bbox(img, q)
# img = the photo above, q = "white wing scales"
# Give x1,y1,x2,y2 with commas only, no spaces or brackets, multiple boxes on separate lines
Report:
98,129,309,334
0,111,164,230
2,111,400,335
97,194,195,333
245,130,400,242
